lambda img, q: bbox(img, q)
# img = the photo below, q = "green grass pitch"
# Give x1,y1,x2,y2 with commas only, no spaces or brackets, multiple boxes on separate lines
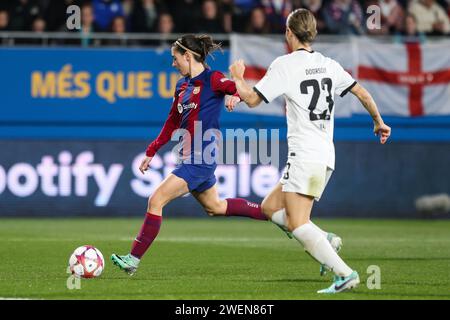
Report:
0,217,449,300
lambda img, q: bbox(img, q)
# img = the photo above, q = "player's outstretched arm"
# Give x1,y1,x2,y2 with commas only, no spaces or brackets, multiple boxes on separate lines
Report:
351,83,391,144
229,60,262,108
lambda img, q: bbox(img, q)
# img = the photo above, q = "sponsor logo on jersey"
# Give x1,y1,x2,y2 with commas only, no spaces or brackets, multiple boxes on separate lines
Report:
177,102,198,113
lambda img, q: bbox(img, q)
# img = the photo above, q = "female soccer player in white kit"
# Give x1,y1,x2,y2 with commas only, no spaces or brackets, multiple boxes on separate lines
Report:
230,8,391,293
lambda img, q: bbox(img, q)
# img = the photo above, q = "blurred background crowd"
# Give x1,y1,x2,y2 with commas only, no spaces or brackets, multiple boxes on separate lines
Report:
0,0,448,46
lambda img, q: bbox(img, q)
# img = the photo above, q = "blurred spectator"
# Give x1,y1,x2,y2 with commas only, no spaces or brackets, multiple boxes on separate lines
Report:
245,6,271,33
157,12,175,34
111,14,126,33
366,0,404,35
8,0,44,31
194,0,226,33
153,12,175,47
103,15,129,46
221,0,234,33
31,16,46,32
92,0,124,31
1,0,450,45
129,0,165,32
323,0,365,34
77,3,101,47
299,0,328,33
121,0,134,31
15,15,46,45
260,0,293,33
409,0,450,35
169,0,201,33
0,10,10,31
394,13,426,42
122,0,134,18
45,0,80,31
233,0,260,32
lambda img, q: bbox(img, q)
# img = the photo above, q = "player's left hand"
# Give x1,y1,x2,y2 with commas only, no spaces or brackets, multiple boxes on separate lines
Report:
229,59,246,80
225,95,241,112
374,122,391,144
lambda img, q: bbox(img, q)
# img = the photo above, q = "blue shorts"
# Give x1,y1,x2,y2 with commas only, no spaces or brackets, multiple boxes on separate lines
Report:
172,164,216,193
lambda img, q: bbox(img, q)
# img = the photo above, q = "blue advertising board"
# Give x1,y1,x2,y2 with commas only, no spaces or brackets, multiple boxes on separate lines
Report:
1,47,450,141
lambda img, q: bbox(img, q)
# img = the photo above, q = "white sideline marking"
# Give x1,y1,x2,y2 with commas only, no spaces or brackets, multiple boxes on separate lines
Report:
0,297,39,300
3,237,450,243
3,237,287,243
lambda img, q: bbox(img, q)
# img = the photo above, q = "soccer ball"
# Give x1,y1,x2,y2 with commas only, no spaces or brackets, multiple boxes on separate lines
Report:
69,245,104,279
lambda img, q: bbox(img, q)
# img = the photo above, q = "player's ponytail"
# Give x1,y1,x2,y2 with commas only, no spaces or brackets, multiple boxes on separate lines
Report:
196,34,222,62
287,9,317,44
173,34,221,65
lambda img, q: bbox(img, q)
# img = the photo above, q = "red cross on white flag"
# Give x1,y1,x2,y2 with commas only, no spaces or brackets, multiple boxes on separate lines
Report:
230,35,450,117
358,41,450,117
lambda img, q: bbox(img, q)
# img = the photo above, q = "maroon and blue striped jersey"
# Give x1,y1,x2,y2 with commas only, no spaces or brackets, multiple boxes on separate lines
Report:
146,69,239,166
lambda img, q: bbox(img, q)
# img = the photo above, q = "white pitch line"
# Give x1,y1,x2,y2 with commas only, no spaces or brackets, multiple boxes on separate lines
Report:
120,237,288,242
0,297,39,300
3,237,287,243
3,237,450,243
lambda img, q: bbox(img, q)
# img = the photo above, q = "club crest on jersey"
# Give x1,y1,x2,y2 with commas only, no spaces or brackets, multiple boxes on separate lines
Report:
193,86,201,94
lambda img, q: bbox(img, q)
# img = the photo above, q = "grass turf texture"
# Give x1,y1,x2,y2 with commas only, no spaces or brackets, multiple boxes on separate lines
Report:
0,218,449,300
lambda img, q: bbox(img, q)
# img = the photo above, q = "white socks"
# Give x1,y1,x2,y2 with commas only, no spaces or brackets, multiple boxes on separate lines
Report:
271,208,352,277
129,254,141,265
271,209,289,229
292,223,352,277
271,209,327,237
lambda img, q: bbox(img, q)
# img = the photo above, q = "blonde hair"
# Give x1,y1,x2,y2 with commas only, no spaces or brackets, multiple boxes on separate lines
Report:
287,9,317,44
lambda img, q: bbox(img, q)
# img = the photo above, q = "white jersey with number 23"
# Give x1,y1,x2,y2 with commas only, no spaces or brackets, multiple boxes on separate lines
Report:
254,49,356,170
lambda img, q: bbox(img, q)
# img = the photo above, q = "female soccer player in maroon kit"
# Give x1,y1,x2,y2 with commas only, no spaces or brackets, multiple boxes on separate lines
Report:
111,34,267,274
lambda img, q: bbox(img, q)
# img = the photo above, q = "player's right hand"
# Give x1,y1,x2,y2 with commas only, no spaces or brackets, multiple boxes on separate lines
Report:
374,122,391,145
139,156,152,174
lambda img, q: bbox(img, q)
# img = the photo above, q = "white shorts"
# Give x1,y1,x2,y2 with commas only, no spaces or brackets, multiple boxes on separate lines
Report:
280,158,333,201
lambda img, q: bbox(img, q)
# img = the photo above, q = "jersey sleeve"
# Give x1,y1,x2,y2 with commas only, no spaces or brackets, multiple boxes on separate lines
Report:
253,58,286,103
145,96,182,157
333,61,357,97
211,71,239,97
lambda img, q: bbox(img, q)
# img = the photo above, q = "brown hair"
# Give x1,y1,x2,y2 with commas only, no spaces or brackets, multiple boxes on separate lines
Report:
286,9,317,44
172,34,221,64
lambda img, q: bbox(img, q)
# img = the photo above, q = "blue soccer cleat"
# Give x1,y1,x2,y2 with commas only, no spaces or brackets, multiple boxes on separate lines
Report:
320,233,343,276
317,271,360,294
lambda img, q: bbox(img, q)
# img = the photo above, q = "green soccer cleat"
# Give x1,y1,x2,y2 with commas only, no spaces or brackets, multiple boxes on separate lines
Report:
317,271,360,294
320,233,343,276
111,253,138,276
275,223,293,239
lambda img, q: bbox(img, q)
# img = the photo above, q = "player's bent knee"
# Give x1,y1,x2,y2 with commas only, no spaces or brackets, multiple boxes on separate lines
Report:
147,193,165,211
